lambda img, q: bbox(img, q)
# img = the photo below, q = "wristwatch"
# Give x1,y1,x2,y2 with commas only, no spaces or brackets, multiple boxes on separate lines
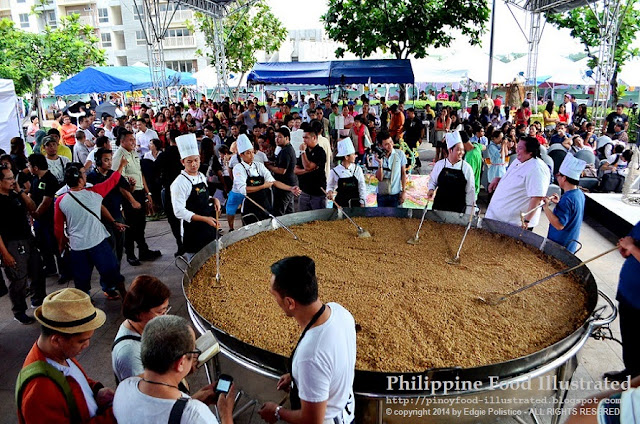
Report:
146,192,152,196
274,406,282,420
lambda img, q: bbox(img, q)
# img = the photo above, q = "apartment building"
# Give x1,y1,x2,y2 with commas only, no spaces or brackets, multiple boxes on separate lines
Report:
0,0,207,73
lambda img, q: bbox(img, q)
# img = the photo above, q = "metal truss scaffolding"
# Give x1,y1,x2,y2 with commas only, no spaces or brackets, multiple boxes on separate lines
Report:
134,0,254,103
589,0,625,132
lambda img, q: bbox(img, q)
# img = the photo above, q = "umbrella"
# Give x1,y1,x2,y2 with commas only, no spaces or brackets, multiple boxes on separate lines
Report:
62,100,86,114
95,102,118,119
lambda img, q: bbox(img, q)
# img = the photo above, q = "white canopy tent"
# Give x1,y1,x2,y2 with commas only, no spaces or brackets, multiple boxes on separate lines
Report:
192,66,248,90
0,79,22,153
618,58,640,87
411,53,519,85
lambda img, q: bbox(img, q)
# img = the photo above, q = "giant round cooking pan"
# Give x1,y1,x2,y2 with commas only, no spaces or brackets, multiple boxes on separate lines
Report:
178,208,616,423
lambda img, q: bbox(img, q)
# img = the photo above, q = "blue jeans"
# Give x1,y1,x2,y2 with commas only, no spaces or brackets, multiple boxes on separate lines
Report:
70,238,124,294
377,193,401,207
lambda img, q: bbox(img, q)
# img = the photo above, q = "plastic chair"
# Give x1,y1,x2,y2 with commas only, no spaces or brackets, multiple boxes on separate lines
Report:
547,143,567,153
547,184,561,199
548,150,567,177
574,149,596,166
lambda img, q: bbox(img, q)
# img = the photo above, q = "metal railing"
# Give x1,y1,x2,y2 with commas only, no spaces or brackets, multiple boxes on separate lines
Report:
163,35,195,48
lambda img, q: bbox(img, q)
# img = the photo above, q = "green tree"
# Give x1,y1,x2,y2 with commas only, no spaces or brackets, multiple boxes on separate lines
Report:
322,0,489,101
195,0,287,97
546,2,640,105
0,15,105,121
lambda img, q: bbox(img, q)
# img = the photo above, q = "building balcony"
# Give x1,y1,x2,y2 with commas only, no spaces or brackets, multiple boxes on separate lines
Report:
0,0,11,11
57,0,95,6
163,36,195,49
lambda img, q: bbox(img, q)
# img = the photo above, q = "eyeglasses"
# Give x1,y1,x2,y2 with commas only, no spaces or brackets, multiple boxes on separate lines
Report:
2,175,16,181
153,305,171,316
184,348,201,360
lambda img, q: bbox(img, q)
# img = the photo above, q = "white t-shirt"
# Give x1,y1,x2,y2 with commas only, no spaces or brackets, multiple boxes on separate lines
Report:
428,158,476,214
58,189,111,250
113,377,218,424
46,156,70,184
112,323,143,384
293,302,356,422
135,128,158,158
485,157,550,227
231,160,274,195
46,358,98,418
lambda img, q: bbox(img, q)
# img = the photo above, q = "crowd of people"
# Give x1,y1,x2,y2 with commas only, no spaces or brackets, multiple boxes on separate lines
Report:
1,90,639,424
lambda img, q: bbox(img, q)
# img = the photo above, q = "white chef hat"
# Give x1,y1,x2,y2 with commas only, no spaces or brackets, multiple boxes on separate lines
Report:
559,153,587,181
337,138,355,157
445,131,463,150
176,133,199,159
236,134,253,154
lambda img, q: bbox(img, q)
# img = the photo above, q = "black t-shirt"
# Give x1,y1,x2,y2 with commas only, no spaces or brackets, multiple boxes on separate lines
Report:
0,192,32,242
86,169,130,222
606,112,628,134
296,144,326,196
156,145,184,189
30,171,59,225
274,143,297,186
403,116,424,143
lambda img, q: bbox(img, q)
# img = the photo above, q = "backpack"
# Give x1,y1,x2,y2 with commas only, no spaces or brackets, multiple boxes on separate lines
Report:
16,360,81,424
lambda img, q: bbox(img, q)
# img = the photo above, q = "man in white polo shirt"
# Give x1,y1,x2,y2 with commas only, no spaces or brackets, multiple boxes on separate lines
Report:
134,118,158,159
486,136,550,229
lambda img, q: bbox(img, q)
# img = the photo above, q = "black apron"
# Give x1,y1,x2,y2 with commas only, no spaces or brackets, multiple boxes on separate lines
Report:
288,304,326,411
432,160,468,213
334,167,360,208
181,174,216,254
241,163,272,221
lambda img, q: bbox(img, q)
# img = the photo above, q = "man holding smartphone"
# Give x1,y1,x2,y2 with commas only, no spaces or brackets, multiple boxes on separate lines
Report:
259,256,356,424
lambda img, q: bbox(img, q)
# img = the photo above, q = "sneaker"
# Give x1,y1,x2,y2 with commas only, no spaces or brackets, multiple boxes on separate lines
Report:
14,313,36,325
31,298,43,308
126,256,141,266
603,370,631,382
103,290,121,300
57,276,72,285
139,250,161,261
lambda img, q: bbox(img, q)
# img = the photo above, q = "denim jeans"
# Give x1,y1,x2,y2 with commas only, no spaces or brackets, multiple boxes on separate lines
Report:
70,238,124,294
377,193,401,207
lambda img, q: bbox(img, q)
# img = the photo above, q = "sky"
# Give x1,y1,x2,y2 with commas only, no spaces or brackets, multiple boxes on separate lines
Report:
268,0,586,60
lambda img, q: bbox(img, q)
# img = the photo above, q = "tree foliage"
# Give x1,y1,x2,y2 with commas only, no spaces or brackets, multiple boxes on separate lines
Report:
195,0,287,91
0,15,105,117
321,0,490,60
546,2,640,103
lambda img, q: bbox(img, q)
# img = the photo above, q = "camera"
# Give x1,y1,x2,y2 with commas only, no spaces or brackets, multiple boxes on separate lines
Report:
371,144,386,159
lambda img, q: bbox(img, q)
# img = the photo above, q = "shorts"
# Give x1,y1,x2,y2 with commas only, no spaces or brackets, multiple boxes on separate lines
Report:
225,191,245,215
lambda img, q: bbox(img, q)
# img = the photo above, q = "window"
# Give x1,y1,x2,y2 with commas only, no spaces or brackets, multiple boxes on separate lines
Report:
166,28,190,37
98,8,108,23
101,32,112,47
136,30,147,46
165,60,195,73
47,11,57,27
19,13,29,28
17,0,26,3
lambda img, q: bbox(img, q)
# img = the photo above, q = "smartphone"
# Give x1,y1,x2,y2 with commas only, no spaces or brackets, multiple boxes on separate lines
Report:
216,374,233,394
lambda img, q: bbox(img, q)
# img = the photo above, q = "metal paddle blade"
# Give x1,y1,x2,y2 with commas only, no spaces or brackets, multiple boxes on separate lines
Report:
406,235,420,245
476,293,505,306
357,227,371,238
446,256,461,265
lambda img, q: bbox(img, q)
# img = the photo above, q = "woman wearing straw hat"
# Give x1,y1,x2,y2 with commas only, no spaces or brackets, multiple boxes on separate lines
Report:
326,139,366,208
17,288,117,424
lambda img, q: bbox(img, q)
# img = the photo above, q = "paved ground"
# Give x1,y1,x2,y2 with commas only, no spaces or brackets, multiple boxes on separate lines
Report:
0,144,630,424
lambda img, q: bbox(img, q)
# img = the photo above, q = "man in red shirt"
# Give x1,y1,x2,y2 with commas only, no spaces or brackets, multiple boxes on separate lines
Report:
388,104,405,141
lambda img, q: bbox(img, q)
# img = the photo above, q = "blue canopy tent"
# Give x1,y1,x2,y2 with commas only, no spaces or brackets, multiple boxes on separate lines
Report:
54,66,197,95
247,59,414,86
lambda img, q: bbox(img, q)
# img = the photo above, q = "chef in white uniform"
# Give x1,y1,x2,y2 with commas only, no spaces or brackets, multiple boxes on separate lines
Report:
326,139,367,207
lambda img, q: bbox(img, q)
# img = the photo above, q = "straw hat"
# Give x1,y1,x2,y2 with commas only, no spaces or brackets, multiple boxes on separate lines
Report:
35,288,106,334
